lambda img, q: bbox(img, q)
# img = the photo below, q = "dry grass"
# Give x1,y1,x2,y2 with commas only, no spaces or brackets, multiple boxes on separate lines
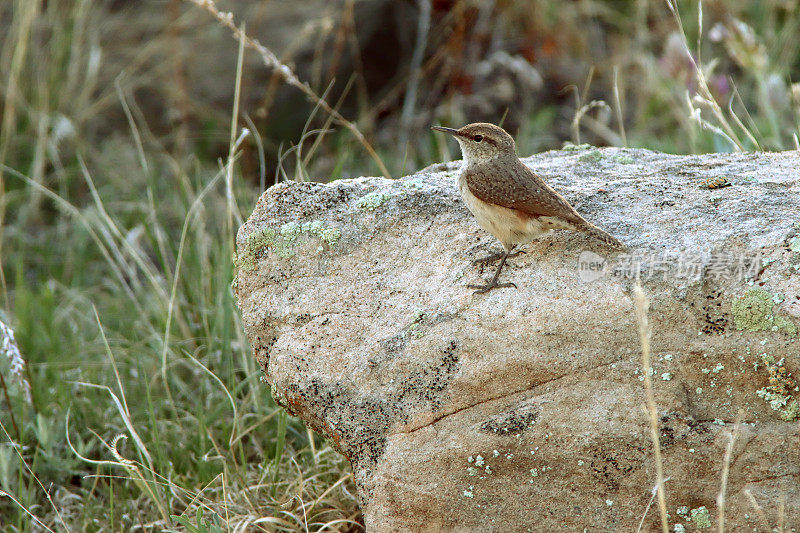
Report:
632,282,669,533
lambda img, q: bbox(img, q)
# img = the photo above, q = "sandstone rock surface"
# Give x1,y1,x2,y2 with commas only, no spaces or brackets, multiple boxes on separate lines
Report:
234,147,800,531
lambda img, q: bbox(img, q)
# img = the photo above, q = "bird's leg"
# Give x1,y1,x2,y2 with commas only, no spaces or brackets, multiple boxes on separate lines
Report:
467,250,518,294
471,246,525,267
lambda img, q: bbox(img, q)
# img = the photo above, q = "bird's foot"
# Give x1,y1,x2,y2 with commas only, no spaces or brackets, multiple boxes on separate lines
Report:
467,280,518,294
471,249,525,267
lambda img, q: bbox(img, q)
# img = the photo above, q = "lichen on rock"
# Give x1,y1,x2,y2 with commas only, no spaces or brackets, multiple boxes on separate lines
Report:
561,142,592,151
234,219,342,270
357,191,392,210
756,354,800,420
612,154,635,164
578,148,603,163
732,288,797,336
234,227,280,270
690,506,712,528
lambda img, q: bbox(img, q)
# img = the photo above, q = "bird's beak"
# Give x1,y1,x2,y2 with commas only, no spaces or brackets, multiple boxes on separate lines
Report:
431,126,460,137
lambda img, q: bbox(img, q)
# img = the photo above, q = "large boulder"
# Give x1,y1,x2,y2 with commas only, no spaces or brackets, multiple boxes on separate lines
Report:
234,147,800,531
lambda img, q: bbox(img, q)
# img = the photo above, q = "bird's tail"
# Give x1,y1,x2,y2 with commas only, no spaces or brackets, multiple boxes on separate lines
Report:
578,222,625,249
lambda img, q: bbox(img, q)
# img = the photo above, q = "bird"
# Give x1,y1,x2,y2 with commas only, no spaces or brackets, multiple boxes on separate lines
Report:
432,122,623,293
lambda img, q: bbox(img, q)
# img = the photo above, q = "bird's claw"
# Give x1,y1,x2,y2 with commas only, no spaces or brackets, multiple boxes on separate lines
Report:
467,281,518,294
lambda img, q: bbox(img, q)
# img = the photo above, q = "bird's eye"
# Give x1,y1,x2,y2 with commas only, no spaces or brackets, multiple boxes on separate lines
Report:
473,134,483,142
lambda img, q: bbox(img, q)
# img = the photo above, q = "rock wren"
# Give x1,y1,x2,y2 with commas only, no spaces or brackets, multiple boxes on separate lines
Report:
432,122,623,293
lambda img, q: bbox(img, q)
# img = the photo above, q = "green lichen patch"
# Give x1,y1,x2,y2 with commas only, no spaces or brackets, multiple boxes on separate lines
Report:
403,178,425,189
408,323,424,339
562,143,593,151
248,227,277,248
234,220,341,270
300,220,341,245
774,316,798,336
756,354,800,421
320,227,341,245
578,149,603,163
757,388,800,420
731,289,797,336
789,236,800,254
612,154,635,164
301,220,325,236
235,227,281,270
407,309,427,339
280,221,302,241
357,191,392,211
690,506,711,528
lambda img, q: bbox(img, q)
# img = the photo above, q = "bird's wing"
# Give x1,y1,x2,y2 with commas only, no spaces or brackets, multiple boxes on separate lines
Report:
465,160,588,225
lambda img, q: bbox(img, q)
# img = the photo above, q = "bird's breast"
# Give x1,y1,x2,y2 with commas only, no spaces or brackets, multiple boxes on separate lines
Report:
456,169,555,248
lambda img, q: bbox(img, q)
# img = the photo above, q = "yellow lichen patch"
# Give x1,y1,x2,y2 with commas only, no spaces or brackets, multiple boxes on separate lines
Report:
700,176,731,189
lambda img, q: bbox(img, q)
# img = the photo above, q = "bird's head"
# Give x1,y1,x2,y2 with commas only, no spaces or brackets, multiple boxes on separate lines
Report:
431,122,516,166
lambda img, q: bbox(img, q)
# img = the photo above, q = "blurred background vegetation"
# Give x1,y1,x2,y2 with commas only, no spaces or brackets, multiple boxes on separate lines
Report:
1,0,799,530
